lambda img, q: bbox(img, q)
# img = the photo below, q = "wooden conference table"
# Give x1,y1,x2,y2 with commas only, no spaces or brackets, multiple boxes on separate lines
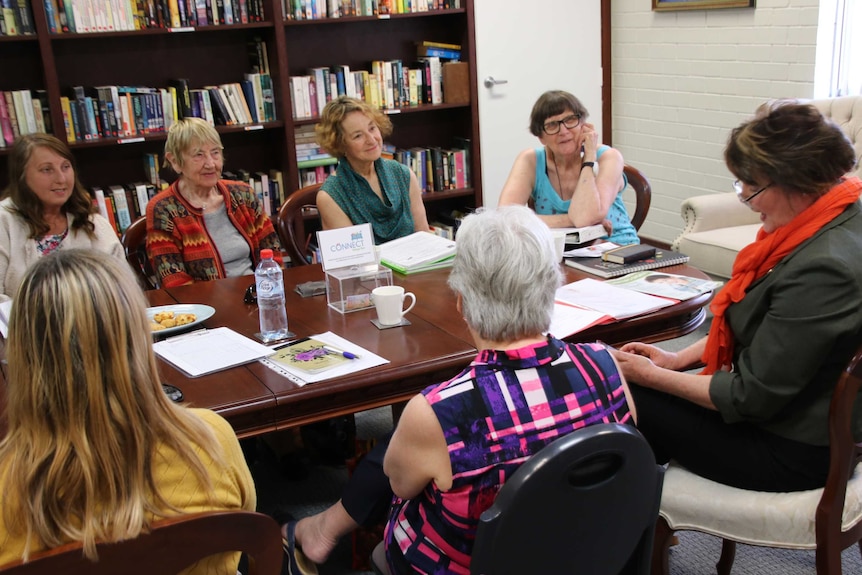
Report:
149,262,712,439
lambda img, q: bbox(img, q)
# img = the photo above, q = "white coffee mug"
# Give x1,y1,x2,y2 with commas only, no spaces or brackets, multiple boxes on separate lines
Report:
550,230,566,262
371,285,416,326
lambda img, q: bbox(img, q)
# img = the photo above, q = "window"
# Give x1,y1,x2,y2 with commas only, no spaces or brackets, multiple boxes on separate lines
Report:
815,0,862,98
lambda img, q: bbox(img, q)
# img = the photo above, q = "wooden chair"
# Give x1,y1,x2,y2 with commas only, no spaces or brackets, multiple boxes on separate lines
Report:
121,216,158,290
0,510,283,575
653,342,862,575
372,423,664,575
276,183,322,267
623,163,652,232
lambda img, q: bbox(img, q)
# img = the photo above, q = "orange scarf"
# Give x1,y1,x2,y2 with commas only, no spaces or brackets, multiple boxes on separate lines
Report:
701,177,862,374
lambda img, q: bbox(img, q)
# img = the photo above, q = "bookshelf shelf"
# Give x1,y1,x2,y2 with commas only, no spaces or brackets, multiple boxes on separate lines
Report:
283,8,465,27
0,0,482,232
47,21,275,40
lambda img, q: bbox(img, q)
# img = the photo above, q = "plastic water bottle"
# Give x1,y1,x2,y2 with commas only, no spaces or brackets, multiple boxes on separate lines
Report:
255,249,290,343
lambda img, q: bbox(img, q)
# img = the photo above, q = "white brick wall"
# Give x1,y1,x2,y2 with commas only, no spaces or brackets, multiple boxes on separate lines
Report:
611,0,819,245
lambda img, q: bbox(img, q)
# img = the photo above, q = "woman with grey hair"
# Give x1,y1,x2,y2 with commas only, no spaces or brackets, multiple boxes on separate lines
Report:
276,205,635,575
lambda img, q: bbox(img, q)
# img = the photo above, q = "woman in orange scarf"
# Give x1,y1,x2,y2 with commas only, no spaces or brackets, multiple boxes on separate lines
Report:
612,101,862,492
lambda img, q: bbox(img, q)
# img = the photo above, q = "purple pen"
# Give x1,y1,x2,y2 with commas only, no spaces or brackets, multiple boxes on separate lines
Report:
324,345,360,360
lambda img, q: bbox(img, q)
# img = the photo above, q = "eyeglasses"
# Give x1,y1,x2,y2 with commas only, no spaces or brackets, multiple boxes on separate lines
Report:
733,180,771,204
542,114,581,135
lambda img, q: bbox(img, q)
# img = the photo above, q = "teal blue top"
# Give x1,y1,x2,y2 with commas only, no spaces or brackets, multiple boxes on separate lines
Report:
532,145,639,246
321,157,415,245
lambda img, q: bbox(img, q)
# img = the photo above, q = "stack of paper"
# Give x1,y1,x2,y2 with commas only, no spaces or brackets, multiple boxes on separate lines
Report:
378,231,456,274
153,327,274,377
555,278,675,320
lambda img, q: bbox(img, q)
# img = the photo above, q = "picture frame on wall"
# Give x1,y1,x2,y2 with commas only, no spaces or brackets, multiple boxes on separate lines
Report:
653,0,755,11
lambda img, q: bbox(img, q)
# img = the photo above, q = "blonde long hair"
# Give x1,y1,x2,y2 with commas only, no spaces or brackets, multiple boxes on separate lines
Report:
0,250,221,560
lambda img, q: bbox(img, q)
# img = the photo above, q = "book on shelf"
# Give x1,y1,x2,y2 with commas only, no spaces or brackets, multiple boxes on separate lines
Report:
378,231,457,275
417,40,462,51
0,97,13,146
564,246,691,279
297,156,338,170
442,61,469,105
109,184,133,233
606,271,723,302
417,45,461,61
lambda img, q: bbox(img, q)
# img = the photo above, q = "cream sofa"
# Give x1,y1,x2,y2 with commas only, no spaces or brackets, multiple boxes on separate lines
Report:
671,95,862,279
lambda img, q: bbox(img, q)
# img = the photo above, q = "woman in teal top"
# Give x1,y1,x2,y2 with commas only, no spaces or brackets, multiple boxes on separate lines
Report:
499,90,639,246
315,96,431,244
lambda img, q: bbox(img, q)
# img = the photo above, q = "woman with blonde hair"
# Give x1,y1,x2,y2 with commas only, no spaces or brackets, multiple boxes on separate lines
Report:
315,96,430,244
0,249,255,572
147,117,282,287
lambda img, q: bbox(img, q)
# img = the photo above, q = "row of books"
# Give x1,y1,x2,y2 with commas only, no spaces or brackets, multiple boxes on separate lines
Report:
390,145,470,193
224,168,287,218
0,90,51,147
428,209,464,240
60,74,275,143
1,0,35,35
92,182,163,236
290,57,446,119
293,124,337,186
42,0,265,34
282,0,460,20
299,162,336,187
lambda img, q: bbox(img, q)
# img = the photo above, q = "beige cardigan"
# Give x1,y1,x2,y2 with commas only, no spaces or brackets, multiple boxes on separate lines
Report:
0,198,125,303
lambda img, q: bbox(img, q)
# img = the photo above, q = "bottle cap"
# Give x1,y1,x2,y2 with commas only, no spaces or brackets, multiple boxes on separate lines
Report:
260,249,274,259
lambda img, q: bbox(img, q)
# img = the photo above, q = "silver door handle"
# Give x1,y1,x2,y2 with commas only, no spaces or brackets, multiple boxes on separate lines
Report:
483,76,509,88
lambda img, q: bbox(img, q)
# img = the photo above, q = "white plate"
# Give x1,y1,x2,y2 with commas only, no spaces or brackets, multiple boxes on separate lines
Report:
147,304,216,337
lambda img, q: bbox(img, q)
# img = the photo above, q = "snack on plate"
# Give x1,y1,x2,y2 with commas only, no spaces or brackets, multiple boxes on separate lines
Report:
153,310,175,323
149,310,197,332
176,313,196,326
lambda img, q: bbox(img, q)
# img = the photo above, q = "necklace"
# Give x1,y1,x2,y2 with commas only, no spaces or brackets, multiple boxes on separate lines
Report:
548,149,574,200
181,184,215,212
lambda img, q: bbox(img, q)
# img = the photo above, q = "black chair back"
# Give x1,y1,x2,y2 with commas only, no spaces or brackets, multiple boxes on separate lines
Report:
471,423,664,575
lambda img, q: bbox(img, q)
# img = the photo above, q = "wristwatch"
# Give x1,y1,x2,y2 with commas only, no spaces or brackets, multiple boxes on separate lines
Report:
581,161,596,171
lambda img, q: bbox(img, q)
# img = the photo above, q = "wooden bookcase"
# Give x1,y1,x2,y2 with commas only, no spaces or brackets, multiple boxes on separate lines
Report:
0,1,482,224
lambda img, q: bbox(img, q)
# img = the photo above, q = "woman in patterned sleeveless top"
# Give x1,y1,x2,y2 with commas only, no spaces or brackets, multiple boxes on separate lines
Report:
381,205,636,574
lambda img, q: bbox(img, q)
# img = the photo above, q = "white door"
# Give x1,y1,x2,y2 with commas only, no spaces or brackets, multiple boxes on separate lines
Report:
474,0,603,208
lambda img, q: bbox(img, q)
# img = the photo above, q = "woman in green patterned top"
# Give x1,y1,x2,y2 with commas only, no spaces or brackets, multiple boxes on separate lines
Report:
315,96,430,244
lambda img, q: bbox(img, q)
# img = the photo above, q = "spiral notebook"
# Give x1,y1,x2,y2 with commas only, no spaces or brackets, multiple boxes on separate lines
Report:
564,247,690,279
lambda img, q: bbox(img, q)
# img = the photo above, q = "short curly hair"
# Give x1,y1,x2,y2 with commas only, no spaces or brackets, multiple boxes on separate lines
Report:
725,101,856,195
315,96,393,157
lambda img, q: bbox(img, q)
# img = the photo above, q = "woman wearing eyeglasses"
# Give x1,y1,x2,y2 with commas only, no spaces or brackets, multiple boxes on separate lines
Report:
499,90,639,246
146,117,282,288
612,101,862,492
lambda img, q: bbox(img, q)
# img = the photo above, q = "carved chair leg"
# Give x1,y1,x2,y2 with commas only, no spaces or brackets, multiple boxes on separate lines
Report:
651,517,674,575
716,539,736,575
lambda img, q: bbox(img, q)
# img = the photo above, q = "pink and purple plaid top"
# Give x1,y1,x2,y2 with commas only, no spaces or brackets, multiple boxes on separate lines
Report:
384,337,632,575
